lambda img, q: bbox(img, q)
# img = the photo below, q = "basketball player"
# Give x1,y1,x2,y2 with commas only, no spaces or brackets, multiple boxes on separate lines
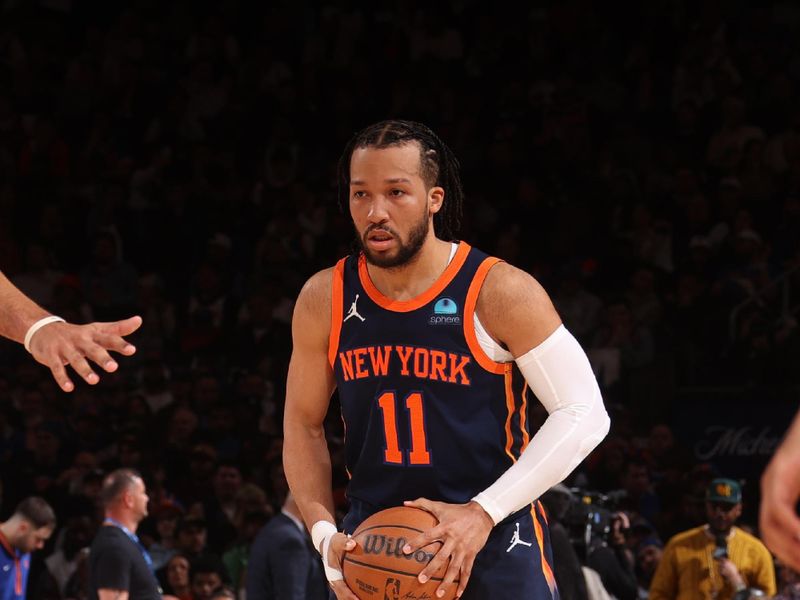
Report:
0,270,141,392
760,409,800,571
283,120,610,599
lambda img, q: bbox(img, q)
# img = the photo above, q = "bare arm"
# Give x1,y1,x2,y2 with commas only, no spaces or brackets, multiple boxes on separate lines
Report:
760,409,800,571
283,268,338,529
0,270,50,342
0,270,141,391
97,589,129,600
476,261,563,355
282,268,357,600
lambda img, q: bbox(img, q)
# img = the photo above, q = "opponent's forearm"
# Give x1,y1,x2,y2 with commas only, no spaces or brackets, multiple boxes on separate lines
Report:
283,419,338,530
777,410,800,455
0,271,50,342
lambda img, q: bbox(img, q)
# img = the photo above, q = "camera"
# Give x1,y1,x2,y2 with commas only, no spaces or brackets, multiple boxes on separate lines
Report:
561,489,625,560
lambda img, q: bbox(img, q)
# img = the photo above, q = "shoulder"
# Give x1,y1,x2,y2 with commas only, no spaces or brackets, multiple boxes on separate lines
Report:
733,527,772,554
294,267,336,318
477,261,551,308
474,260,562,356
665,526,705,549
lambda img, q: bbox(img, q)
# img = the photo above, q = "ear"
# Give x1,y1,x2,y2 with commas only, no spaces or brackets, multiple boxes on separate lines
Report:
428,186,444,215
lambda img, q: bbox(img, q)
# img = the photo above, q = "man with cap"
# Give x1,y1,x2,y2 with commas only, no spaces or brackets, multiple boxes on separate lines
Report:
650,478,776,600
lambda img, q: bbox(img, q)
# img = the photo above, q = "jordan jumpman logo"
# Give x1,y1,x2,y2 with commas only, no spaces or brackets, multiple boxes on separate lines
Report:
344,294,365,322
506,522,533,553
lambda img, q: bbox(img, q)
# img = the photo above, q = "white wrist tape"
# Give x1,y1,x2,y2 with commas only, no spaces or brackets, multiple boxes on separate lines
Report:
311,520,343,582
24,316,65,353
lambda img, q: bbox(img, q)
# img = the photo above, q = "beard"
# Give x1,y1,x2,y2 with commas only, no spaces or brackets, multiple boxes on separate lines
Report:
357,211,429,269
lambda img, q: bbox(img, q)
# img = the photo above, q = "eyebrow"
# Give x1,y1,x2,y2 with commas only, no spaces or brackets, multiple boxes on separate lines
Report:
350,177,412,186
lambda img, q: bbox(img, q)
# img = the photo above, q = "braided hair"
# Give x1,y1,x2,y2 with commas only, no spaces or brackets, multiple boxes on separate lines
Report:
337,120,464,241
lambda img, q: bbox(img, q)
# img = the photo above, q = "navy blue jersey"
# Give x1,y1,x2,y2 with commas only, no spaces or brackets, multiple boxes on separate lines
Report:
329,242,533,510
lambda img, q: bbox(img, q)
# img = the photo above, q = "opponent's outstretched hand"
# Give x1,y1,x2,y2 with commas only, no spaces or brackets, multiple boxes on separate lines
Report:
760,412,800,571
402,498,493,599
326,533,359,600
28,316,142,392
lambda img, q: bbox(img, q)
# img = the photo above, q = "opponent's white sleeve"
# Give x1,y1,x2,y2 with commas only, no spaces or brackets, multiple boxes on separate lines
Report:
472,324,610,524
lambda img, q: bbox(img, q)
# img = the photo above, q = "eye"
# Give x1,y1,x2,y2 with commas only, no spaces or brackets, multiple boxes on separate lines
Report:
389,189,405,197
352,190,367,199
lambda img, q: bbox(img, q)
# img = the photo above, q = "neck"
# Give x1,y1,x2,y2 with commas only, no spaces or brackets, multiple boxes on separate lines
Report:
0,520,17,549
105,510,138,533
366,236,452,300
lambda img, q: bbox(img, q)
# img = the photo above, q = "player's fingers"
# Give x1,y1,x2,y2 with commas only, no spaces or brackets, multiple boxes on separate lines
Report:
436,552,463,598
403,524,443,554
81,343,118,373
48,360,75,392
455,557,474,598
96,315,143,337
64,350,99,385
417,539,454,585
404,497,437,514
329,580,360,600
91,332,137,356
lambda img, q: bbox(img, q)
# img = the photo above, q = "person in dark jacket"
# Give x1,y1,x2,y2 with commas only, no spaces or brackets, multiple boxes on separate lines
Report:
246,493,326,600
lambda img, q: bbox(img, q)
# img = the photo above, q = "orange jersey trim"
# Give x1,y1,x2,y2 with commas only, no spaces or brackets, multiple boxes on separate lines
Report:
0,529,22,595
357,242,472,312
328,259,346,368
503,366,517,462
463,256,506,374
531,504,557,597
519,382,530,453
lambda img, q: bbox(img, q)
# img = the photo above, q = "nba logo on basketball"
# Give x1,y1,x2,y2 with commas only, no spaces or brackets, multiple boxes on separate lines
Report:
384,578,400,600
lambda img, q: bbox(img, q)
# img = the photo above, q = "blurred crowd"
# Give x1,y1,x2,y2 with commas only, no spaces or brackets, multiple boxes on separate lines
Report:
1,0,800,599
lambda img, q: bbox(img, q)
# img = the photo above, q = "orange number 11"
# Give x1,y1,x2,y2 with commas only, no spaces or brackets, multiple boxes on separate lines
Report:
377,391,431,465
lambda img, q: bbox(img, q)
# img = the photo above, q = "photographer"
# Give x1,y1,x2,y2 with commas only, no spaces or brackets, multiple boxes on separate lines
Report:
586,511,639,600
650,479,775,600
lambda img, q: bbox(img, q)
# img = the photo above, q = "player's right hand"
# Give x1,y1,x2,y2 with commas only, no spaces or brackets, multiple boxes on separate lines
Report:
327,533,359,600
29,316,142,392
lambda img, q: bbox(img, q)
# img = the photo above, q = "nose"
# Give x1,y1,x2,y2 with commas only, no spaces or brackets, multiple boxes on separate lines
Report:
367,196,389,224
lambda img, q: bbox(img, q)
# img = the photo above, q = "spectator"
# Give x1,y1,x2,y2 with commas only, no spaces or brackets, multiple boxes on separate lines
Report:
173,516,208,561
148,500,184,571
0,497,57,600
586,511,638,600
189,555,229,600
88,469,164,600
246,493,326,600
649,478,775,600
197,461,243,552
635,536,663,599
44,514,94,597
162,553,192,600
773,561,800,600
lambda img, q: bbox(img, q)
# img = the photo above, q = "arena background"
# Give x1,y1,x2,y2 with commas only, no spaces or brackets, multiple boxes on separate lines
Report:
0,0,799,597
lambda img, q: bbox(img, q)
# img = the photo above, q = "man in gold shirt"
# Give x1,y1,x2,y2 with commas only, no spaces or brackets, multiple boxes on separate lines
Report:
650,478,775,600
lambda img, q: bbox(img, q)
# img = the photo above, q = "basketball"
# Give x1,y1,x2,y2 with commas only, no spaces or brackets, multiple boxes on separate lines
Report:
342,506,458,600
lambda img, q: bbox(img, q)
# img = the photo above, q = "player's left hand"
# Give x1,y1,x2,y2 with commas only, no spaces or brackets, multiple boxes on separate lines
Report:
402,498,493,599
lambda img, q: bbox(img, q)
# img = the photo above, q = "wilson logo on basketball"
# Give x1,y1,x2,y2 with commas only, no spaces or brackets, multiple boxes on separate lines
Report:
363,534,433,564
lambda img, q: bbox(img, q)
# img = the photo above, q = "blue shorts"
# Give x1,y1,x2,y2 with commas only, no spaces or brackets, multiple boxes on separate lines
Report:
339,500,559,600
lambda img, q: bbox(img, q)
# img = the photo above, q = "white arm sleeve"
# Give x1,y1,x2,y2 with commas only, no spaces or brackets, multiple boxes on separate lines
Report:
472,325,610,524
